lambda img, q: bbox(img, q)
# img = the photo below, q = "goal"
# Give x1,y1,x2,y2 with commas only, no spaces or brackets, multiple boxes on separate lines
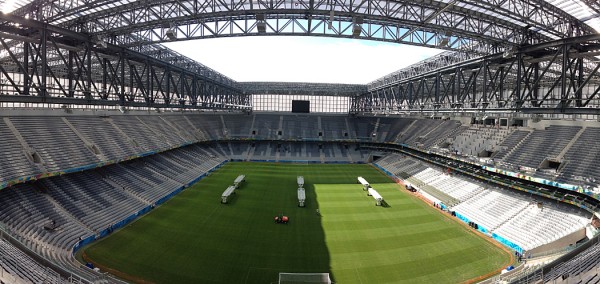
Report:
278,273,332,284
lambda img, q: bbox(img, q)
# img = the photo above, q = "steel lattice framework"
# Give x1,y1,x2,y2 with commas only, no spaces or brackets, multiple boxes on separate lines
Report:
239,82,366,96
13,0,595,54
580,0,600,17
352,35,600,114
0,0,597,112
0,14,250,110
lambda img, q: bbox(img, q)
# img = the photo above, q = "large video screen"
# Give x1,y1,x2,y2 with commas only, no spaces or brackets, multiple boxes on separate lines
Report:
292,100,310,113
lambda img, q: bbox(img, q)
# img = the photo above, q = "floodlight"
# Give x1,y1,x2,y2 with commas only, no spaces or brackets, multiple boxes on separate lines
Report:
166,28,176,40
256,14,267,33
439,38,449,47
352,24,361,38
94,35,107,48
257,22,267,34
503,46,516,58
352,16,362,38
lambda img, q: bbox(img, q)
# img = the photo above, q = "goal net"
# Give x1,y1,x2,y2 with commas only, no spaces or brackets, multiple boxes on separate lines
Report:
278,273,332,284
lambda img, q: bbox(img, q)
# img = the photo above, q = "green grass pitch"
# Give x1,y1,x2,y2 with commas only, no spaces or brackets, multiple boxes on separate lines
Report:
83,162,511,283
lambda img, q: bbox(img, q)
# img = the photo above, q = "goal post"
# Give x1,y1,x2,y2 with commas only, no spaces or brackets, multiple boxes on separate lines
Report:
278,273,332,284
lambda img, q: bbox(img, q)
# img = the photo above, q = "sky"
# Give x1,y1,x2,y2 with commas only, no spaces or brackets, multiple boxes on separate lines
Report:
164,36,444,84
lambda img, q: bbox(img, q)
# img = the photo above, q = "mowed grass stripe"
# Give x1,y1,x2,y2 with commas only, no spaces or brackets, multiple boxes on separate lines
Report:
84,162,511,284
330,240,486,269
321,209,434,221
324,221,458,242
334,245,502,283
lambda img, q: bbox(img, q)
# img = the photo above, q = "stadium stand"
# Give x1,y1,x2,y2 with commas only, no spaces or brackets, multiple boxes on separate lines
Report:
543,241,600,283
0,183,92,252
66,117,138,161
226,142,250,159
491,130,531,160
9,116,100,172
320,116,351,140
0,120,38,182
450,125,513,156
138,116,189,146
375,153,591,253
493,204,588,251
252,114,281,139
418,120,463,149
501,126,582,169
42,172,146,232
222,114,254,138
558,127,600,185
77,114,596,194
282,114,320,139
1,112,600,283
185,114,224,140
397,119,443,146
374,117,413,142
109,116,166,152
0,238,63,283
0,139,228,282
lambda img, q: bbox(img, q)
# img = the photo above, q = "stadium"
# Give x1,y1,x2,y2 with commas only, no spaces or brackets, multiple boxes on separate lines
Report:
0,0,600,283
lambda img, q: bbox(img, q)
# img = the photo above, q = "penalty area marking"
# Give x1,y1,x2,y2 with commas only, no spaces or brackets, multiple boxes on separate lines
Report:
245,267,275,284
355,267,364,284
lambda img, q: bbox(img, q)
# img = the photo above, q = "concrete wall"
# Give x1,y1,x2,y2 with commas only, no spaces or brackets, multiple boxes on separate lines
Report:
528,118,600,130
528,228,587,255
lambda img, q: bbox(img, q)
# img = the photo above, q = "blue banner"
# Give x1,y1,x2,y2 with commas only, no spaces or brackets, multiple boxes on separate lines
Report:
492,233,523,254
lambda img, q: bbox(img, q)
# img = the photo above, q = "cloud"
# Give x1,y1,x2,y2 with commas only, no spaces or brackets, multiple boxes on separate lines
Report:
164,36,443,84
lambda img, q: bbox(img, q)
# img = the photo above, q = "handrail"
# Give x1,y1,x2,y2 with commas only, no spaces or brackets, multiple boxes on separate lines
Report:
0,222,91,283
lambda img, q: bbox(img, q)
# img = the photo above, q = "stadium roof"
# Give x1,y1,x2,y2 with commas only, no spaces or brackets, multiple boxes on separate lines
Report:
3,0,597,33
3,0,595,84
545,0,600,34
0,0,598,109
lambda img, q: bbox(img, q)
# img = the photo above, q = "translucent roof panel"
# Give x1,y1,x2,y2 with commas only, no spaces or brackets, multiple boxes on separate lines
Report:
0,0,32,13
544,0,600,33
1,0,599,39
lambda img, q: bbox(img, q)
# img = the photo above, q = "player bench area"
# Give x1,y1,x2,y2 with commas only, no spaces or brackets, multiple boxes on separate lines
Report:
234,175,245,188
221,186,237,203
358,176,369,190
358,177,384,206
221,185,235,203
221,175,246,204
298,188,306,207
279,272,332,284
367,187,384,206
298,176,306,207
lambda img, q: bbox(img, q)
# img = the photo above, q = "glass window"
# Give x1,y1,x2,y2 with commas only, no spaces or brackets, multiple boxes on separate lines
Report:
251,94,349,113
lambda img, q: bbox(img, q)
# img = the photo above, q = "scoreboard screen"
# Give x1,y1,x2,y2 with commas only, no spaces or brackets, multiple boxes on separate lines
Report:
292,100,310,113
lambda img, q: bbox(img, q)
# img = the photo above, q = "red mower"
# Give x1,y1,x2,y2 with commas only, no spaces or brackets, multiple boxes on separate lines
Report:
274,215,289,224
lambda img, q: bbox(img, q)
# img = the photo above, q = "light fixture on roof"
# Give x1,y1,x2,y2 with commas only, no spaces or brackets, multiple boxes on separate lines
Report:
352,16,363,38
439,37,449,47
352,24,361,37
256,14,267,34
503,45,517,58
328,10,334,30
166,23,177,40
93,35,107,49
439,31,451,47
